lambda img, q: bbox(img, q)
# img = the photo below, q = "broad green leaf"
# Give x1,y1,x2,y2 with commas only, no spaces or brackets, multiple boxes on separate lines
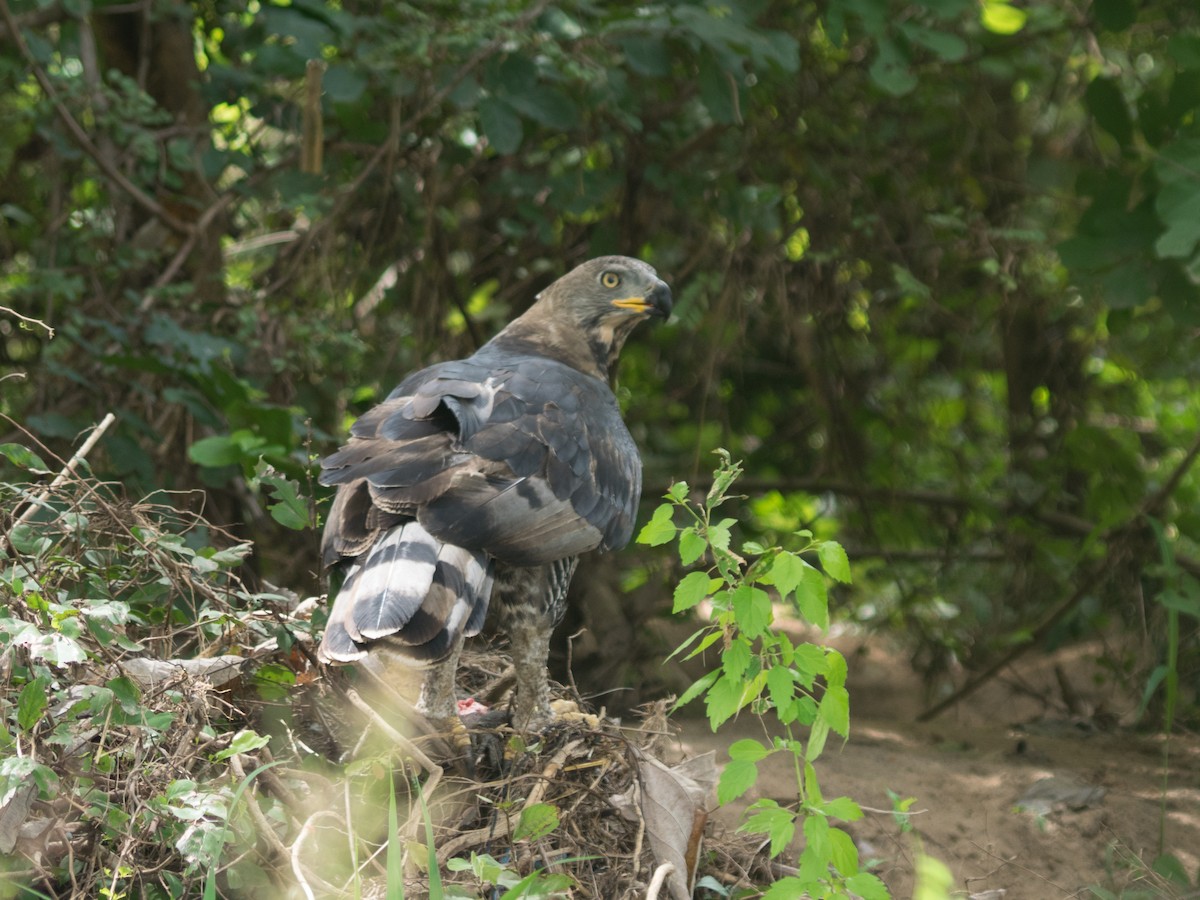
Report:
256,466,312,530
740,799,796,857
678,528,707,565
820,685,851,739
899,22,967,62
707,519,734,553
802,814,830,866
673,669,720,711
762,877,815,900
1155,137,1200,258
764,551,806,598
766,665,795,712
667,481,689,502
107,676,141,714
727,738,770,762
794,565,829,630
214,729,270,761
513,802,559,841
722,636,752,679
323,66,366,104
914,852,955,900
478,97,522,155
672,571,712,612
1085,77,1133,148
829,825,859,876
806,715,830,762
17,678,48,731
504,84,579,130
869,37,916,96
817,541,852,584
0,443,50,473
845,871,891,900
822,796,864,822
188,435,242,468
730,584,772,638
705,672,744,729
981,0,1027,34
637,504,677,546
717,758,758,804
1092,0,1136,31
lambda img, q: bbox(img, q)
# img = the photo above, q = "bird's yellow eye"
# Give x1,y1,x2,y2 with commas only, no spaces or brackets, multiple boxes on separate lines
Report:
601,271,621,289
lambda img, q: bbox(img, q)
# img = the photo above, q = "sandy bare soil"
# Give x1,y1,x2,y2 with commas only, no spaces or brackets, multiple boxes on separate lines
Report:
672,634,1200,899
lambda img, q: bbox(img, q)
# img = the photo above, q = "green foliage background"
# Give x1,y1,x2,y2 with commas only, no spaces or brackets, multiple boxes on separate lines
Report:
2,0,1200,715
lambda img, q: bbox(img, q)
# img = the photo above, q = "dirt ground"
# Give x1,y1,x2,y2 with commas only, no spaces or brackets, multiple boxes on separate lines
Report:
672,633,1200,899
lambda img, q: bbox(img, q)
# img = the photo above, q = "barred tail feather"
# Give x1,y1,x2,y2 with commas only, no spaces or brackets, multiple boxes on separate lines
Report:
317,520,495,666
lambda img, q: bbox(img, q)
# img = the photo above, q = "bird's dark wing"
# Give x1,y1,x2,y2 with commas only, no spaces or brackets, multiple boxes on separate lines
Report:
320,350,643,571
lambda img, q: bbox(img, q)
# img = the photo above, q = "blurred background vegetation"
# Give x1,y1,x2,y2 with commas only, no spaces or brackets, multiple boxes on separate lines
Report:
2,0,1199,724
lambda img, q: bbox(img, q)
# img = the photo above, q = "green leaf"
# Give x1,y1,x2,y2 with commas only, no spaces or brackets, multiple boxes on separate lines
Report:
323,66,367,104
1155,137,1200,258
899,22,968,62
478,97,523,155
188,435,242,468
722,636,752,680
705,672,744,729
681,628,725,662
822,796,863,822
667,481,689,502
107,676,141,714
0,443,51,473
869,37,916,97
1085,77,1133,148
914,852,955,900
504,84,579,130
255,463,312,530
846,870,891,899
17,678,48,731
766,665,796,716
728,738,770,762
730,584,772,638
717,758,758,804
828,825,859,876
981,0,1027,34
1092,0,1136,31
764,551,806,597
739,801,796,859
806,715,830,762
740,799,796,857
762,877,815,900
673,571,713,613
214,729,270,761
678,528,707,565
514,802,559,841
816,541,852,584
819,685,851,739
707,519,734,553
637,504,677,546
673,669,720,711
794,565,829,630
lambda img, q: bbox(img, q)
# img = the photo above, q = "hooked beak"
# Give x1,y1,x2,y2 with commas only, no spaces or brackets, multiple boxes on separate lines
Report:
611,280,673,319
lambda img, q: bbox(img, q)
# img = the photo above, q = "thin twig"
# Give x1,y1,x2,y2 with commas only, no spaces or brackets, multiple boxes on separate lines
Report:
5,412,116,548
0,306,55,338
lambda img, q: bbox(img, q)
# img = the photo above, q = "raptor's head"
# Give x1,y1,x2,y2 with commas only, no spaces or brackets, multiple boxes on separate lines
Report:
525,255,672,378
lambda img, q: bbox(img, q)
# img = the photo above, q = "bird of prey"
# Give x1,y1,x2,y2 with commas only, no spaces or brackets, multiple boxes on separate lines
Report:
317,256,671,730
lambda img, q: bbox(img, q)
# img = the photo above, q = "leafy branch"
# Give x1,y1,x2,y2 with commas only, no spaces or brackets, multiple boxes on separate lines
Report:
638,450,888,899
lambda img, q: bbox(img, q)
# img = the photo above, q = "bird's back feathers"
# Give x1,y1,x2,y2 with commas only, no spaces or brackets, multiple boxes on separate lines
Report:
318,256,668,668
